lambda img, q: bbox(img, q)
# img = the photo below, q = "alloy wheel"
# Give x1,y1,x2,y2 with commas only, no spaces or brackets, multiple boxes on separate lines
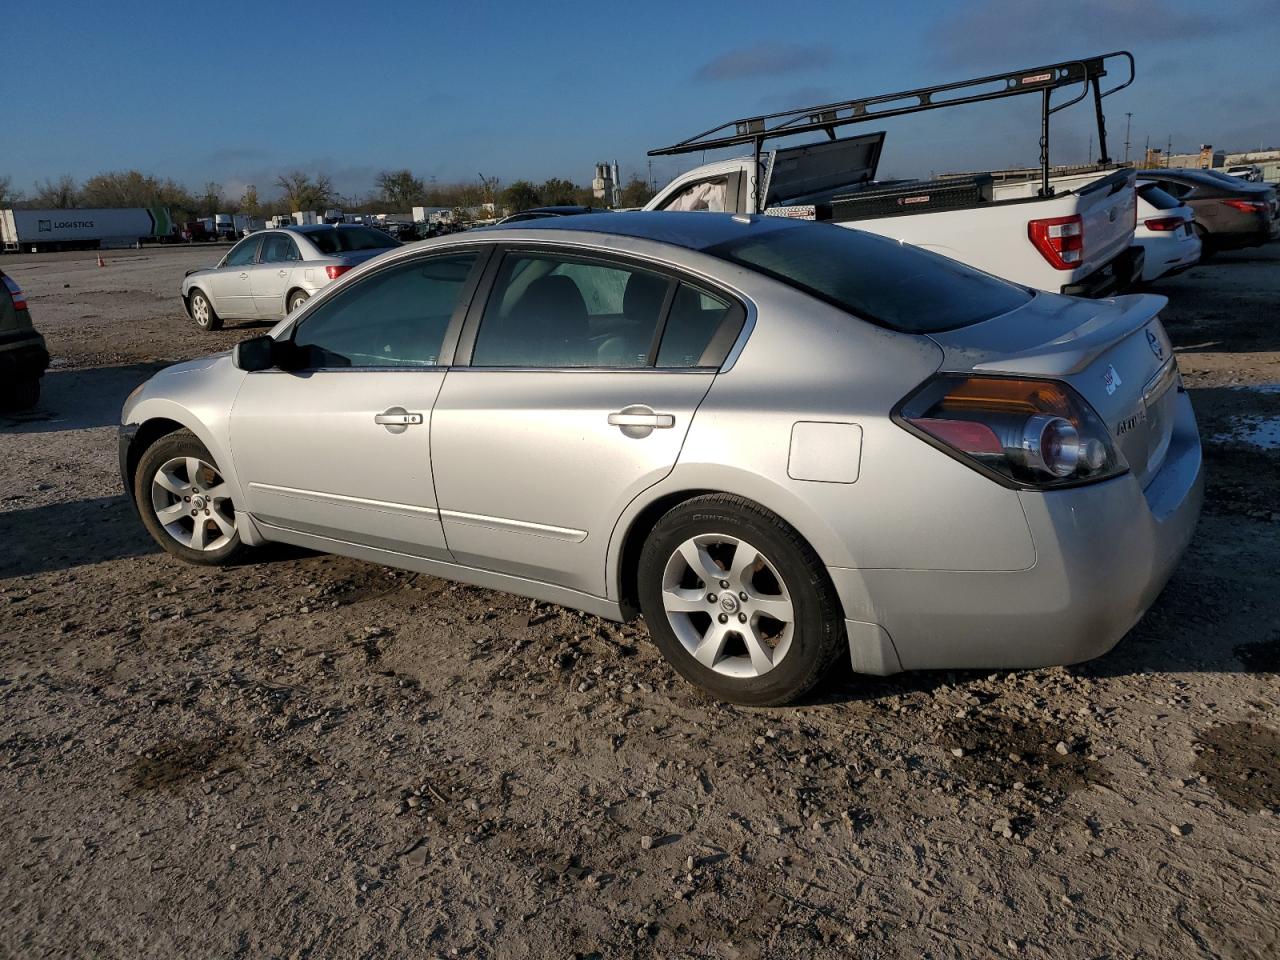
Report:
660,533,794,678
149,456,236,552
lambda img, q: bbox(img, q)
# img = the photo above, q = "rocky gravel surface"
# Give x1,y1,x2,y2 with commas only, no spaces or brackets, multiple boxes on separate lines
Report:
1,243,1278,958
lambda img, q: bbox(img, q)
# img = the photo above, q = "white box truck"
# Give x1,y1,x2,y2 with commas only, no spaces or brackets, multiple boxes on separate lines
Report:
1,207,173,253
645,51,1143,297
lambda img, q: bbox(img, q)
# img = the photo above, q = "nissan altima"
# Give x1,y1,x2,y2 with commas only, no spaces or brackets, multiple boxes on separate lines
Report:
123,213,1203,706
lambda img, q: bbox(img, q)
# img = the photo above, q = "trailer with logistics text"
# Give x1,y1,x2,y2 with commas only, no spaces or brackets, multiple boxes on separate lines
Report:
0,207,174,253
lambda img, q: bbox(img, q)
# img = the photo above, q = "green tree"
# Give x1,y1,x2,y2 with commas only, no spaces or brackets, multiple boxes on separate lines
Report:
78,171,194,214
540,177,579,206
375,169,425,209
239,184,261,217
501,180,541,214
32,175,80,208
618,175,655,208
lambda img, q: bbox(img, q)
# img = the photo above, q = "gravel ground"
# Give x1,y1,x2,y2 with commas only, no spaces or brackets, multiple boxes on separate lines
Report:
1,243,1278,959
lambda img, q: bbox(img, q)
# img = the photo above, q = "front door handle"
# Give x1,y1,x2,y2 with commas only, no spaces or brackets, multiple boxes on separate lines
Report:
374,407,423,434
608,412,674,428
277,269,288,277
238,271,249,280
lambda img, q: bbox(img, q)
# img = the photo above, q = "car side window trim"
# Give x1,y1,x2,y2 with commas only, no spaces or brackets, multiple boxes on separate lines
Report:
453,242,747,371
270,244,494,373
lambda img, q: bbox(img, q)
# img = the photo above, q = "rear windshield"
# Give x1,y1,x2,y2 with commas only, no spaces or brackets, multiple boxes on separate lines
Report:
704,222,1032,333
1138,183,1183,210
307,227,399,254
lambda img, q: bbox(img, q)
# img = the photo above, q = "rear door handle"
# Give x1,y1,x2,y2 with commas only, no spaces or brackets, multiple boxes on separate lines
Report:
608,412,674,428
238,271,249,279
277,269,288,277
374,411,423,426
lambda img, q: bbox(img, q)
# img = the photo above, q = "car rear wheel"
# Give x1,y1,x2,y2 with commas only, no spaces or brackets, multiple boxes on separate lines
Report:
287,290,309,314
638,495,844,706
1194,224,1215,262
134,429,246,566
189,290,223,331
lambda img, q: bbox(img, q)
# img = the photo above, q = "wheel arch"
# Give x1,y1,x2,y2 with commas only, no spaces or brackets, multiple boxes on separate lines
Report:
123,398,244,508
607,470,854,622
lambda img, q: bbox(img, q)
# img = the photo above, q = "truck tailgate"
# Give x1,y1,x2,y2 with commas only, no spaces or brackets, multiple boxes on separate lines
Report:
1069,168,1137,278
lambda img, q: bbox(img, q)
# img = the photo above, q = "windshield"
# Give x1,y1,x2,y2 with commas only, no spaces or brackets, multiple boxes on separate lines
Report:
307,227,399,254
705,222,1032,334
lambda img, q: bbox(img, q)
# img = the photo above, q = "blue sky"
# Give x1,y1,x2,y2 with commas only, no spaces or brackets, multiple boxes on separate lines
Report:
7,0,1278,200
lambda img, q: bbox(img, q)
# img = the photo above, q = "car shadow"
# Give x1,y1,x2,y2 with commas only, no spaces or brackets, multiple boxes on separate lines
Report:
0,493,318,579
0,495,159,578
0,363,168,435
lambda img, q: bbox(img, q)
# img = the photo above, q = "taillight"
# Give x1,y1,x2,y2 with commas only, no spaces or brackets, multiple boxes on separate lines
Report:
325,264,352,280
1221,199,1266,214
1143,217,1183,232
1027,214,1083,269
896,375,1127,488
2,275,26,311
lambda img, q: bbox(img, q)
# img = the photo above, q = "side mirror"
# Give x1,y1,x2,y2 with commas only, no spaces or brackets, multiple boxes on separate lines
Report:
233,335,277,371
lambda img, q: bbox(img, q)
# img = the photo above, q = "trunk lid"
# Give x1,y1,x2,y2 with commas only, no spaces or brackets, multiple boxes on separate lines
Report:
928,291,1178,488
762,132,885,207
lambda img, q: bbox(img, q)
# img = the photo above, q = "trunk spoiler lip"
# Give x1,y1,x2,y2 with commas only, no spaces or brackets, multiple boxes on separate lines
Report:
930,291,1167,378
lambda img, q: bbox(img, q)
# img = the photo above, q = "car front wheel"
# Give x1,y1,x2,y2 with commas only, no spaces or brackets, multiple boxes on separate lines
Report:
638,494,844,706
189,290,223,331
134,429,246,566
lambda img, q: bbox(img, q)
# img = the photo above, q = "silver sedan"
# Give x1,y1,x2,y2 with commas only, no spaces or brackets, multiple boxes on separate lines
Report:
125,213,1202,705
180,224,399,330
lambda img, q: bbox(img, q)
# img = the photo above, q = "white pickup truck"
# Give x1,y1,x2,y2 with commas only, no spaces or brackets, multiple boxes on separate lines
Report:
646,52,1143,298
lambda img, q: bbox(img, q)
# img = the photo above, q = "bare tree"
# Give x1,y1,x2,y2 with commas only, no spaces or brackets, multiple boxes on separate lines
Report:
0,175,20,206
375,169,425,209
201,181,224,217
32,175,80,208
275,171,334,212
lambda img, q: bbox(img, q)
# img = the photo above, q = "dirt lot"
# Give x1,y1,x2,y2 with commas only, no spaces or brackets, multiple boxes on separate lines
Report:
2,243,1278,959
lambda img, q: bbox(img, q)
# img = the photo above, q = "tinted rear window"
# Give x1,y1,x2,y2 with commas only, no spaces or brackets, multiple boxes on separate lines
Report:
1138,183,1182,210
307,227,399,254
705,222,1031,333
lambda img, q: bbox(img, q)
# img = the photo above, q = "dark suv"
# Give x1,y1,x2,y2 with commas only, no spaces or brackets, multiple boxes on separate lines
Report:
0,269,49,410
1139,168,1278,254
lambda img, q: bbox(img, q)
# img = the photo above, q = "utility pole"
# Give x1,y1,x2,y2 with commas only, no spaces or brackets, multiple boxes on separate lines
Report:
1123,112,1133,163
647,158,654,191
1087,134,1093,164
1166,136,1172,167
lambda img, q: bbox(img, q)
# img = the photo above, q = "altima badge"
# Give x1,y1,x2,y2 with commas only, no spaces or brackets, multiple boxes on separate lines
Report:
1103,364,1123,396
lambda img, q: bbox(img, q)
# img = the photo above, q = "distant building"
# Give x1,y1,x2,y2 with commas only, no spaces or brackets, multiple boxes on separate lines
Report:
592,162,620,207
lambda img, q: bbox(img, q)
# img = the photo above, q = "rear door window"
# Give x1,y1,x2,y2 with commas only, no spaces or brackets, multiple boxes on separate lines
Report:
471,253,671,368
260,233,302,263
656,284,733,367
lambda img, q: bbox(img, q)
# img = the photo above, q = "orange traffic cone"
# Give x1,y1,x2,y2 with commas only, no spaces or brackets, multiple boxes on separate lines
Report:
96,253,105,268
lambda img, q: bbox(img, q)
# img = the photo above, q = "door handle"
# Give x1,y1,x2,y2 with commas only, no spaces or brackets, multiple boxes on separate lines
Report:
374,411,423,426
277,269,288,277
608,412,675,428
238,271,249,279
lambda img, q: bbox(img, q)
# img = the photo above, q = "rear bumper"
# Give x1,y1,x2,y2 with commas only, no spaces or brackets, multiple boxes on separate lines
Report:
829,387,1203,673
1136,232,1201,282
1060,246,1144,297
0,334,50,382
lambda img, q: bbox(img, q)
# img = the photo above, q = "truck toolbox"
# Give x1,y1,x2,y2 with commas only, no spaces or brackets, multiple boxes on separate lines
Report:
833,175,993,220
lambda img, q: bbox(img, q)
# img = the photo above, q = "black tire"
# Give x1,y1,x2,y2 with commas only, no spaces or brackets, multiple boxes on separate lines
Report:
189,289,223,331
0,376,40,411
133,429,246,566
287,290,310,314
638,494,844,706
1195,224,1216,262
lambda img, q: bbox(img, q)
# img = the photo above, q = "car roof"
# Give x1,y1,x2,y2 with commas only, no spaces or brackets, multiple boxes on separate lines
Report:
476,210,800,251
284,223,376,234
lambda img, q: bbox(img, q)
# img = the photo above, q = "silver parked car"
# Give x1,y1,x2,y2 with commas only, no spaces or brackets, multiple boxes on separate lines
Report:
180,224,399,330
124,213,1203,705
